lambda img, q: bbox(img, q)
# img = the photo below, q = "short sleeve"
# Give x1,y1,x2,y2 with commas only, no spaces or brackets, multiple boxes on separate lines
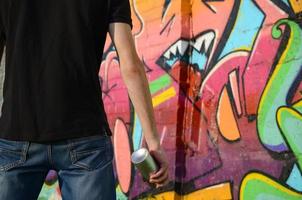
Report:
108,0,133,30
0,6,3,36
0,22,4,40
0,2,5,40
0,30,4,62
0,12,5,45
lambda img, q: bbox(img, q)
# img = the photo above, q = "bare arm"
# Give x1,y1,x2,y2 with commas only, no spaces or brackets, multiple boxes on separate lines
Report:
108,22,169,187
108,23,160,150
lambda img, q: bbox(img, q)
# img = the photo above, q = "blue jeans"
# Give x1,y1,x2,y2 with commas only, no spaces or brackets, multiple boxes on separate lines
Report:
0,134,116,200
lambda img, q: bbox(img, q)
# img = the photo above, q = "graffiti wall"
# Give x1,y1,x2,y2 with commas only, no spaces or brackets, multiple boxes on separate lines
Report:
1,0,301,199
99,0,302,199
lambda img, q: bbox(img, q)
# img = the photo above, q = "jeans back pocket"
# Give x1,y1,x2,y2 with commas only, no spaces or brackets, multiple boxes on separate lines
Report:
67,135,113,171
0,138,29,172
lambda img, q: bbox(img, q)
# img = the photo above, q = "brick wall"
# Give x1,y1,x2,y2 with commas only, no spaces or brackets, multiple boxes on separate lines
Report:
100,0,302,199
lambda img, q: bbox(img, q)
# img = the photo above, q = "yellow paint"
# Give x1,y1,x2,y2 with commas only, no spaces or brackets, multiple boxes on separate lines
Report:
234,47,252,52
293,99,302,108
152,87,176,107
240,173,302,200
142,182,232,200
142,191,177,200
116,184,122,192
277,107,302,122
289,0,302,14
183,182,232,200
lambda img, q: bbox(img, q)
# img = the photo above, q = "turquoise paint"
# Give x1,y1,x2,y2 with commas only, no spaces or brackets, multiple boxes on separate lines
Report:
286,164,302,192
257,19,302,152
132,113,143,151
219,0,264,58
280,0,290,7
191,48,207,71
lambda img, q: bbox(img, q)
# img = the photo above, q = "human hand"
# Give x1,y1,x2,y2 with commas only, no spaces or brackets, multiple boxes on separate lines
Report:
148,147,169,188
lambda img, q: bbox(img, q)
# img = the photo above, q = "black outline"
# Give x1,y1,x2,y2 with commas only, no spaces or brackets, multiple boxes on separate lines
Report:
206,0,240,72
238,170,302,200
162,0,172,19
216,84,241,143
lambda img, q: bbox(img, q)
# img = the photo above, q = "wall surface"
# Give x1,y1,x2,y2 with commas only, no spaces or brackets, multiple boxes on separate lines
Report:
1,0,302,199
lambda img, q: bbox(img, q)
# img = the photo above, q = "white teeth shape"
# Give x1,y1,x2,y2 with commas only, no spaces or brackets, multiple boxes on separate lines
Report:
163,40,189,59
162,31,215,62
193,31,215,53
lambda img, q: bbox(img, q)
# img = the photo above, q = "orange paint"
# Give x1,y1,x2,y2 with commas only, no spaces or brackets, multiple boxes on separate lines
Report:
217,86,240,141
289,0,302,14
134,0,184,67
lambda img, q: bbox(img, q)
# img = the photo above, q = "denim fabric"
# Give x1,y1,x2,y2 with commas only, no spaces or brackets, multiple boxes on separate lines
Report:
0,134,116,200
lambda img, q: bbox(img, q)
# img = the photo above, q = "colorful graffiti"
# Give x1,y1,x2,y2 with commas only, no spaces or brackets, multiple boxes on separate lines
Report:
1,0,301,199
98,0,302,199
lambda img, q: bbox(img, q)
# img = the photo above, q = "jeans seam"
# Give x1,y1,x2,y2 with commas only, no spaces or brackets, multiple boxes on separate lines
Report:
21,142,29,162
0,142,29,171
0,148,23,155
96,158,112,171
68,137,113,171
47,145,55,168
70,140,92,171
67,140,76,164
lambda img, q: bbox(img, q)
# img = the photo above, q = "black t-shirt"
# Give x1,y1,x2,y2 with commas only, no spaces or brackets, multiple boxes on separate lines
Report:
0,0,132,142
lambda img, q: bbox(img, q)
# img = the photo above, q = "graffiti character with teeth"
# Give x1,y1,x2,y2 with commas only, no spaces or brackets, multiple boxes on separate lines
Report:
99,0,301,199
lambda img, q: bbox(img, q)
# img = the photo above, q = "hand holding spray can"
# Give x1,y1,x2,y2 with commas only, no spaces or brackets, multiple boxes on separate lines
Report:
131,148,158,181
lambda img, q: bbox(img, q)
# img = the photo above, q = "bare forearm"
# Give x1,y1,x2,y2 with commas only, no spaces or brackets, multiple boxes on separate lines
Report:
108,23,161,150
120,60,160,150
